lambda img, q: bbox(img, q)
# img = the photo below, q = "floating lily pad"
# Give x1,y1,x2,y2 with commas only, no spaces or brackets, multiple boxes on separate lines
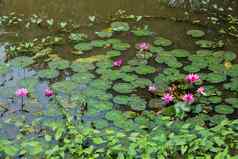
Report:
214,105,234,114
187,29,205,38
71,62,95,72
105,110,125,121
224,51,237,61
129,95,146,111
113,95,129,105
38,69,59,79
95,31,112,38
52,80,77,94
111,21,130,32
90,40,107,48
153,37,172,47
225,98,238,108
112,42,130,51
170,49,190,57
205,73,227,83
0,63,9,75
9,56,34,68
113,83,134,94
134,65,156,75
106,50,121,57
48,59,70,70
74,43,93,51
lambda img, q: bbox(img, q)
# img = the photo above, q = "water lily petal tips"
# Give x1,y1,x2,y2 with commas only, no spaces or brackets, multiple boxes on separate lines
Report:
197,86,206,95
148,84,157,93
182,93,194,104
162,93,174,104
136,42,150,51
185,74,200,84
44,88,54,97
113,58,123,67
16,88,28,97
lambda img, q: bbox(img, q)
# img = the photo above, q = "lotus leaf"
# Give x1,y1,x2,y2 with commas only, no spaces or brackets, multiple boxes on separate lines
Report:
134,65,156,75
111,21,130,32
225,98,238,108
187,29,205,38
112,42,130,51
113,83,134,94
113,95,130,105
129,95,146,111
90,40,107,48
153,37,172,47
0,63,9,75
214,105,234,114
48,59,70,70
95,31,112,38
205,73,227,83
38,69,59,79
9,56,34,68
74,43,93,51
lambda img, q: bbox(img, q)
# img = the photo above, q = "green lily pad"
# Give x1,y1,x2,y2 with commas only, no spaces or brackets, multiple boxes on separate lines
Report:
113,83,134,94
113,95,130,105
225,98,238,108
129,95,146,111
153,37,172,47
170,49,190,57
52,80,77,94
48,59,70,70
134,65,156,75
71,62,95,72
95,31,112,38
112,42,130,51
38,69,59,79
224,51,237,61
74,43,93,51
106,50,121,58
214,105,234,114
0,63,9,75
9,56,34,68
90,40,107,48
187,29,205,38
111,21,130,32
205,73,227,83
105,110,125,121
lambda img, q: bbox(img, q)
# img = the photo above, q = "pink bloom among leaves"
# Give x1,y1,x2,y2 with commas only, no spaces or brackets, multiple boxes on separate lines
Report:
44,88,54,97
136,42,150,51
162,93,174,104
197,86,206,95
185,74,200,84
148,84,157,93
182,93,195,104
16,88,28,97
113,58,123,67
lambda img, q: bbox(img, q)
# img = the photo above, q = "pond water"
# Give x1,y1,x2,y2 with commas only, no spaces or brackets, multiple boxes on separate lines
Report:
0,0,238,158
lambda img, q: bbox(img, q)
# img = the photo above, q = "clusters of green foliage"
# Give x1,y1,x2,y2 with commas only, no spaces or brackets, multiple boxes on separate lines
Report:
0,13,238,159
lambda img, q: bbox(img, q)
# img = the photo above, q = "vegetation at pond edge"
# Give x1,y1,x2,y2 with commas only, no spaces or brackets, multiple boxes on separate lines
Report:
0,0,238,158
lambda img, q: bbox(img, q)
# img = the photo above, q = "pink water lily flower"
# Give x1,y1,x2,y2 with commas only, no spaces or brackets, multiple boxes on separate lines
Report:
16,88,28,97
197,86,206,95
162,93,174,104
44,88,54,97
136,42,150,51
185,74,200,84
148,84,157,93
113,58,123,67
182,93,194,104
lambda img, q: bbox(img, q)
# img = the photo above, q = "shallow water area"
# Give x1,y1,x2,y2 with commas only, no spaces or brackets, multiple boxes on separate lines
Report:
0,0,238,158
